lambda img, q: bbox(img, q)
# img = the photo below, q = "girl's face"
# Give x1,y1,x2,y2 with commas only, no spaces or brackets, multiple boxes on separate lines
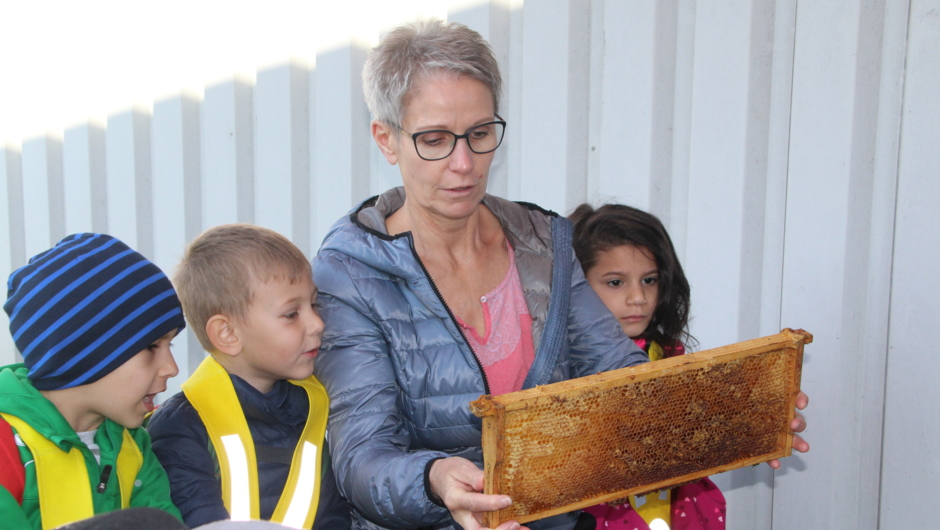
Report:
586,245,659,339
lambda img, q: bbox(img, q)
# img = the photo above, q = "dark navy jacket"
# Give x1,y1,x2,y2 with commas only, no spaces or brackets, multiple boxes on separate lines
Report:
148,374,351,529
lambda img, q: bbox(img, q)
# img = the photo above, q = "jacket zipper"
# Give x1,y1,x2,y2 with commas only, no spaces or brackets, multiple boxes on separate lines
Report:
406,234,491,395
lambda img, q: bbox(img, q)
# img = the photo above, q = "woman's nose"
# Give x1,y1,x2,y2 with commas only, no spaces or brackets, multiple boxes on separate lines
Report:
448,137,474,173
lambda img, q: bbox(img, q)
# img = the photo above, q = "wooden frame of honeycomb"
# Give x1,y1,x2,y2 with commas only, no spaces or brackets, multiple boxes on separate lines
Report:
470,328,811,526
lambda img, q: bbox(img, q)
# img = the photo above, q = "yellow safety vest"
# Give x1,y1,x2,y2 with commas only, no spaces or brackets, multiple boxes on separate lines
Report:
0,412,142,530
629,489,672,529
182,357,329,529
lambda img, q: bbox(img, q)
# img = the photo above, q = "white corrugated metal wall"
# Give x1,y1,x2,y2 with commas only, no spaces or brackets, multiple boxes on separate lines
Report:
1,1,937,528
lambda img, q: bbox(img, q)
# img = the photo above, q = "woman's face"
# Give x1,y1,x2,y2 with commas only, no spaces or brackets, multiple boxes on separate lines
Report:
375,74,497,222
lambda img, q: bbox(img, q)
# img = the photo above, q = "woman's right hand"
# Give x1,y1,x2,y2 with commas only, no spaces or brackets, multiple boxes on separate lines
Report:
429,457,529,530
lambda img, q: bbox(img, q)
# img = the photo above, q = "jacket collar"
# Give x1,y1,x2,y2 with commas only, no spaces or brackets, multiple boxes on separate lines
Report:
0,364,124,451
349,186,557,259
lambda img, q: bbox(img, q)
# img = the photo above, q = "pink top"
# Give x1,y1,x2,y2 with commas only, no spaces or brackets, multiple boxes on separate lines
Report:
456,246,535,395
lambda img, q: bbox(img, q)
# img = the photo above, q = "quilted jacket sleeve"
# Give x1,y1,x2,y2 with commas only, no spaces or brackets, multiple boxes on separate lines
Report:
564,248,649,376
313,251,452,529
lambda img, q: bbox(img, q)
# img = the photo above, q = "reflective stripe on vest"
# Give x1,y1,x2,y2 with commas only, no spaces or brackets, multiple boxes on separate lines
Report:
0,413,142,530
182,357,329,529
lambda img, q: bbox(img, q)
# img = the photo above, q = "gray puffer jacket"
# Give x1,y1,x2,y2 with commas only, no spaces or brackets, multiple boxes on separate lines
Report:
312,188,648,530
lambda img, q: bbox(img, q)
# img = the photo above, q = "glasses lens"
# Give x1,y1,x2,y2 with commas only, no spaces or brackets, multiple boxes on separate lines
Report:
411,121,506,160
414,131,457,161
468,122,505,154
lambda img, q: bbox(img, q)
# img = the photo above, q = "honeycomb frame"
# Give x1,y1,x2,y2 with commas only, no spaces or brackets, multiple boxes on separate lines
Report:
470,328,811,526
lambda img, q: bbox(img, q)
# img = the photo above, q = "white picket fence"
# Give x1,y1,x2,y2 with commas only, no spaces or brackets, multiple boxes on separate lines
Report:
2,1,938,528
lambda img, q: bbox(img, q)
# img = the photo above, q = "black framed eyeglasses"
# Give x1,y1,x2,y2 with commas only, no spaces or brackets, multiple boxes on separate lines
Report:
397,115,506,161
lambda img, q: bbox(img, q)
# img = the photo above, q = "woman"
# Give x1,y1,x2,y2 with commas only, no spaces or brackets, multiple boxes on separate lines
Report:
313,20,806,530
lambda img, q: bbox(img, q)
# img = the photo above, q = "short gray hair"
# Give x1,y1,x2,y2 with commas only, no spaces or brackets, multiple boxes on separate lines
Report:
362,19,502,127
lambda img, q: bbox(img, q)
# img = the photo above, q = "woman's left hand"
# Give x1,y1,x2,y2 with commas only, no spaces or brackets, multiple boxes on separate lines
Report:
429,456,530,530
768,390,810,469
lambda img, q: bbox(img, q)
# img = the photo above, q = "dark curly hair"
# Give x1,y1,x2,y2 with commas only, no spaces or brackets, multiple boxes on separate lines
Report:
569,203,696,349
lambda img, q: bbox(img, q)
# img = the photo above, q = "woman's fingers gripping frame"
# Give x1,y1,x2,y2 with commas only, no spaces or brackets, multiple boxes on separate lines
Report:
429,456,529,530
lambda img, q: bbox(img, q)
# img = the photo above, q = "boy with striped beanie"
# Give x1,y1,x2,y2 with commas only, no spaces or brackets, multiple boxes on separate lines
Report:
0,233,185,529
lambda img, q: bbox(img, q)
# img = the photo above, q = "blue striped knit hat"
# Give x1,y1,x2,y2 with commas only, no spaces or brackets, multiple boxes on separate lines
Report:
4,233,185,390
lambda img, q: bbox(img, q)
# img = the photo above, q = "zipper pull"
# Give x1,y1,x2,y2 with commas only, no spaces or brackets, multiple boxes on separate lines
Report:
96,464,112,493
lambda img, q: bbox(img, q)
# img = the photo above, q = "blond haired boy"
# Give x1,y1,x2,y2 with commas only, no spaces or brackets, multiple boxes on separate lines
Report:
147,224,349,528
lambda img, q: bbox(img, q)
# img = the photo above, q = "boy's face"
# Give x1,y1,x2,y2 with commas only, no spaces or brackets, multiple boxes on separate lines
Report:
87,329,180,429
234,276,324,393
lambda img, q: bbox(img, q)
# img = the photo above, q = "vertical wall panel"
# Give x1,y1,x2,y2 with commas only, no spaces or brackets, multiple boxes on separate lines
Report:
63,122,108,234
667,0,698,256
106,108,153,256
735,0,777,343
1,147,23,365
585,0,606,211
202,78,254,227
309,67,319,243
518,0,591,214
778,0,857,522
647,0,681,222
21,135,65,258
881,0,939,527
152,93,202,393
684,2,754,349
313,45,371,250
758,0,798,343
152,93,202,260
832,1,903,528
503,0,526,202
591,0,657,211
588,0,680,219
776,1,899,528
254,62,310,253
740,2,799,529
2,147,25,271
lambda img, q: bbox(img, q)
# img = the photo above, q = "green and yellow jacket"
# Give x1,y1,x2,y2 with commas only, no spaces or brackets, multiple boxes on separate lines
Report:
0,364,181,530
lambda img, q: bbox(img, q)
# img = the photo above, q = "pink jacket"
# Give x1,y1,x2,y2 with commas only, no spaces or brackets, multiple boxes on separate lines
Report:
582,478,726,530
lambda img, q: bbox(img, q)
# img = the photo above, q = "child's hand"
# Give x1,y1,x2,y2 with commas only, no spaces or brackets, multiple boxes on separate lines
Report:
768,390,810,469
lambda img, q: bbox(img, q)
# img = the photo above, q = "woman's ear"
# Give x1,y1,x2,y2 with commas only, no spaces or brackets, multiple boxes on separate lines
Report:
205,315,241,358
372,120,399,165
